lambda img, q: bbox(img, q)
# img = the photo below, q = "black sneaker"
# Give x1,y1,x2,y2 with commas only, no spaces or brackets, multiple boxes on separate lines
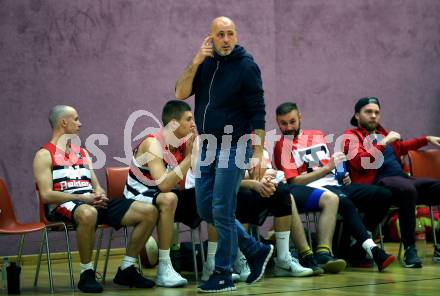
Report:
403,245,422,268
77,269,103,293
246,244,274,284
314,252,346,274
346,242,373,268
433,244,440,263
371,246,395,271
299,253,324,275
113,265,155,288
197,270,236,293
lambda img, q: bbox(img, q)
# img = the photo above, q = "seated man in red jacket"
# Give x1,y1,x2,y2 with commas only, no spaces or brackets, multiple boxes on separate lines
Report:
343,96,440,268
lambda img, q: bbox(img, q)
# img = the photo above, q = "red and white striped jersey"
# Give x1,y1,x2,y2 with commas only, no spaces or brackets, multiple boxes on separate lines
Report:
42,142,93,195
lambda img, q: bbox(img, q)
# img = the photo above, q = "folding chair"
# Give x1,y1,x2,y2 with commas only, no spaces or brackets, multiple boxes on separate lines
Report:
408,149,440,247
0,178,51,292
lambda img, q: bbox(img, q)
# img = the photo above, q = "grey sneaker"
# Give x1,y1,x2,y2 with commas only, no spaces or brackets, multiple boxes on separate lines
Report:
403,245,422,268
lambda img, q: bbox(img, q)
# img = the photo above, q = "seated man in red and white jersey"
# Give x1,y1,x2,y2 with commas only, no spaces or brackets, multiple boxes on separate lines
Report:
33,105,159,293
273,102,395,272
123,100,200,287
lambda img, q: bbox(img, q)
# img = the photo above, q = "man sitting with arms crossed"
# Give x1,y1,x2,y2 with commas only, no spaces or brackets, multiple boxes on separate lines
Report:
343,96,440,267
33,105,158,293
273,102,395,272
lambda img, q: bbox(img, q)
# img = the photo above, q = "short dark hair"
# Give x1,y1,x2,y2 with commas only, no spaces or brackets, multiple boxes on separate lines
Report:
162,100,192,126
276,102,299,116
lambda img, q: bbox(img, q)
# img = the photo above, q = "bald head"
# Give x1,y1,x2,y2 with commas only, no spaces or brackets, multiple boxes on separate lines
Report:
210,16,235,33
209,16,237,56
48,105,76,129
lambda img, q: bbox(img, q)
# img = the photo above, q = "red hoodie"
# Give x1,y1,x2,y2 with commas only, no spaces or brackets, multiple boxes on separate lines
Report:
342,125,427,184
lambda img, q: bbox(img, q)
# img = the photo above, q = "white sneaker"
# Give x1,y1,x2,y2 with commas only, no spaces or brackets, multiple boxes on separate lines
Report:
234,256,251,282
202,258,240,282
273,254,314,277
156,261,188,287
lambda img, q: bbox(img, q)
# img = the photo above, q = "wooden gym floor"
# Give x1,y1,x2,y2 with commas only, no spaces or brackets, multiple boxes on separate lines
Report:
2,243,440,295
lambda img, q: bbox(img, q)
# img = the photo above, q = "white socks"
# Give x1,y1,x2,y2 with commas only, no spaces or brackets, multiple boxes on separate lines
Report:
207,241,218,262
120,256,137,270
159,248,171,264
362,238,377,257
275,231,290,260
80,262,94,274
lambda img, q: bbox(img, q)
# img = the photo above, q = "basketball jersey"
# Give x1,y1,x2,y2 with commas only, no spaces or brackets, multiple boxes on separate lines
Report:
124,133,186,201
274,130,338,188
42,142,93,194
40,142,93,216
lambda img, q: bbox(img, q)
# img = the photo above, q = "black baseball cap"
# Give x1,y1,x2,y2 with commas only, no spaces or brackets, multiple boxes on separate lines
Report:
350,97,381,126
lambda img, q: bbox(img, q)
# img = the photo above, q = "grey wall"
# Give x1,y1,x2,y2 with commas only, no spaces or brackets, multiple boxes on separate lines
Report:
1,0,439,255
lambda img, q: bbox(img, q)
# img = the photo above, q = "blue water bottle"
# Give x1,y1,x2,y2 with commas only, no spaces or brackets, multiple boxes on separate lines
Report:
335,161,346,185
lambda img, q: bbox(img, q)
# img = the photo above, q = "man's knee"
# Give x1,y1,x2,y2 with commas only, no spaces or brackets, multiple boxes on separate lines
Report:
337,195,355,213
390,185,417,204
127,201,158,225
375,186,393,203
75,205,98,226
157,192,178,212
319,191,339,209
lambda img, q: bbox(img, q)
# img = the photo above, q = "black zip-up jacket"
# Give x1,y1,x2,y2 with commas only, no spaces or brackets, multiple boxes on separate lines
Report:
192,44,265,141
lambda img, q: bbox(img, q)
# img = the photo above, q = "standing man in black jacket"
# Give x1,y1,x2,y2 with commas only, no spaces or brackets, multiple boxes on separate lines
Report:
175,16,272,293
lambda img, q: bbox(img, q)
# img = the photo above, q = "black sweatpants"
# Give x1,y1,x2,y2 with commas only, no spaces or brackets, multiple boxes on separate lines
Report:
325,184,393,244
377,176,440,248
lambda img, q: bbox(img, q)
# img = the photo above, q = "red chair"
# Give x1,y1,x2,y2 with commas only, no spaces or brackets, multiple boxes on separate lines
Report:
408,149,440,246
0,178,49,290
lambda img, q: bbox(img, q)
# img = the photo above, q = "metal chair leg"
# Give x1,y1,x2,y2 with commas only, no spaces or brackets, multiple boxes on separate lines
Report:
198,225,205,266
430,206,438,246
102,228,114,283
190,229,199,282
34,229,45,287
305,213,313,247
398,241,403,261
123,227,129,250
378,223,384,249
63,225,74,289
17,234,25,266
313,212,319,231
94,227,105,272
44,229,54,293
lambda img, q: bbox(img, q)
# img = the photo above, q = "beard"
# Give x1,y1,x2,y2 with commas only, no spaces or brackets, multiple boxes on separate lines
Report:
282,123,301,137
360,120,377,132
